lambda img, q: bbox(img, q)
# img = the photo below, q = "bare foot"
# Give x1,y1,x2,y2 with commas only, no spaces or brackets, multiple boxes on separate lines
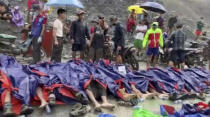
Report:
101,103,115,109
158,93,169,99
133,90,143,99
142,93,157,99
39,101,48,108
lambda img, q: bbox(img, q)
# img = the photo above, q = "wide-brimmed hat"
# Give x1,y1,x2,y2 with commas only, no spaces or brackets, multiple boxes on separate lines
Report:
76,10,86,15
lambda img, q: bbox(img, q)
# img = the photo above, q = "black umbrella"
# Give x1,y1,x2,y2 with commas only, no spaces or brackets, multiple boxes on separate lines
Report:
140,2,167,14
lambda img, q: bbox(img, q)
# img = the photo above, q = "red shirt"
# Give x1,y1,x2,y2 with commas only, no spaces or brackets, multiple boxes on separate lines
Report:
90,26,95,34
27,0,39,10
33,14,47,25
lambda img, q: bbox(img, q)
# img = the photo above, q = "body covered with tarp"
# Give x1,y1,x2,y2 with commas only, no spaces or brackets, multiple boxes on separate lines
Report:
0,55,210,113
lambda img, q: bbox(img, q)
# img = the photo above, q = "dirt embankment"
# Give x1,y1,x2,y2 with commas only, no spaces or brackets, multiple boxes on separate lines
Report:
0,0,210,37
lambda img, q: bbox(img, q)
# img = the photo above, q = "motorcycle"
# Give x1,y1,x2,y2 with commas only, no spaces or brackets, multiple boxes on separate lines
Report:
0,29,48,61
103,35,139,70
159,41,206,68
0,34,21,55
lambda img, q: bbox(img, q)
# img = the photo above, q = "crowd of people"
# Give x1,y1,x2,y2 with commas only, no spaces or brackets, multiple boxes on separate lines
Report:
28,6,208,70
126,10,210,70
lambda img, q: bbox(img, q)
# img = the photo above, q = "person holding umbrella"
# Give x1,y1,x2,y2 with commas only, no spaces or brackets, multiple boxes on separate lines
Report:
142,22,164,69
70,10,90,59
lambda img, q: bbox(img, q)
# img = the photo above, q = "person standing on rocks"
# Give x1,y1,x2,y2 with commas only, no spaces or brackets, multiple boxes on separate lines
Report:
31,6,47,64
195,17,205,40
51,8,66,62
70,10,90,59
110,16,125,64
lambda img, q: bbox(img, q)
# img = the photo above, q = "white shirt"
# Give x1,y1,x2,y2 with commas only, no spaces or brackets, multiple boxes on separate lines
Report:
53,19,63,37
135,25,147,40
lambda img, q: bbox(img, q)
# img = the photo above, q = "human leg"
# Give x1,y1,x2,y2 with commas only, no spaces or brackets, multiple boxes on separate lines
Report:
3,90,15,117
80,44,86,60
146,56,152,68
98,84,114,109
36,87,48,108
131,84,143,99
101,96,115,109
131,84,157,100
146,48,154,68
179,50,186,69
208,60,210,70
51,39,63,62
85,89,101,110
168,50,176,67
88,47,95,61
72,44,80,59
153,55,158,67
118,88,137,101
95,48,103,62
152,48,160,67
32,37,41,64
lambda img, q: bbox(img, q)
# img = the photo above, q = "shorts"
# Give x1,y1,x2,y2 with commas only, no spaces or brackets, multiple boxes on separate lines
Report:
87,80,106,99
195,30,202,36
147,48,159,56
133,39,143,49
208,48,210,60
72,44,86,52
170,50,185,63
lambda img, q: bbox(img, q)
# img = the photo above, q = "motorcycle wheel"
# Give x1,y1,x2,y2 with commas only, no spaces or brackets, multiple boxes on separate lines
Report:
129,55,139,70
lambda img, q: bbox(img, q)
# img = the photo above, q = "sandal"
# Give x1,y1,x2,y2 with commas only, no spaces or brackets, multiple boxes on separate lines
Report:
20,105,34,115
48,93,56,106
3,103,16,117
70,103,83,112
94,106,102,113
70,105,91,116
117,101,132,107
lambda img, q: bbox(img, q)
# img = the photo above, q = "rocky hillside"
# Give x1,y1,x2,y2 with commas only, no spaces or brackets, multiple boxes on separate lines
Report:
0,0,210,36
